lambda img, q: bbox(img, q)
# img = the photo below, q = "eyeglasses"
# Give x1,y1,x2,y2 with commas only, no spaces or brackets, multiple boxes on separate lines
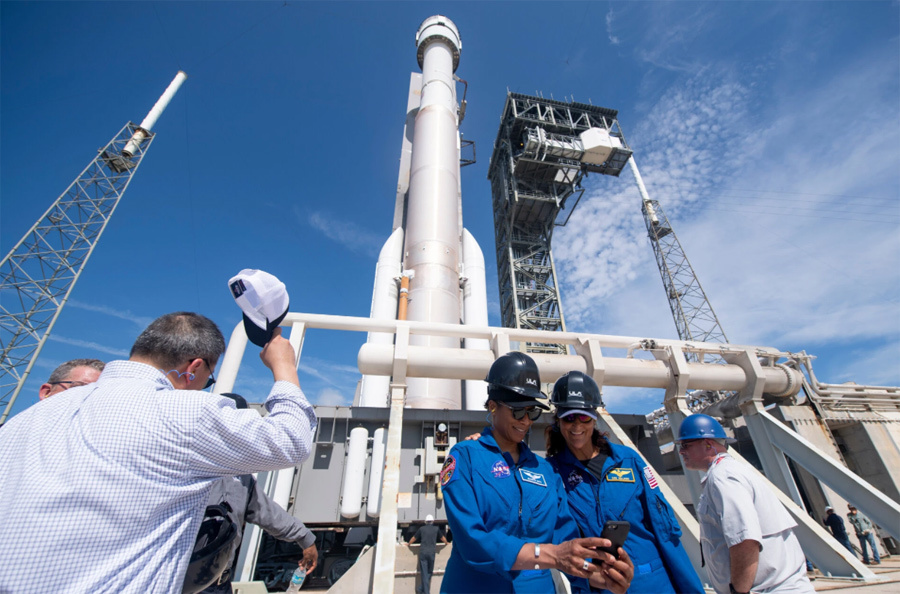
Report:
559,413,595,424
498,401,542,421
48,380,90,388
201,359,216,389
676,439,703,452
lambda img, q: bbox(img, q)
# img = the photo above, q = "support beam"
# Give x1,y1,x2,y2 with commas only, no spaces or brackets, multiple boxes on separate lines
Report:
371,325,410,594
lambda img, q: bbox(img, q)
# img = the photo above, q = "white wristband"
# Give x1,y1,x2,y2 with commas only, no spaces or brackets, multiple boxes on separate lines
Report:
534,543,541,569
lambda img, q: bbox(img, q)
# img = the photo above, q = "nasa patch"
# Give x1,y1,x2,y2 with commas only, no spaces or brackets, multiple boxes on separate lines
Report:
440,455,457,487
519,468,547,487
491,460,511,479
605,467,635,483
567,470,584,488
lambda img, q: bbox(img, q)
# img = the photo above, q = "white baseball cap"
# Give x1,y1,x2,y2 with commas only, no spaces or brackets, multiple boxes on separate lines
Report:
425,514,434,523
228,269,290,347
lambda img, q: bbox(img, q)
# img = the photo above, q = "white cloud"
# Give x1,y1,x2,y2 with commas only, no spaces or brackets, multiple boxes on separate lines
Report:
605,8,619,46
554,27,900,397
67,300,154,327
47,334,129,358
313,387,352,406
303,209,384,257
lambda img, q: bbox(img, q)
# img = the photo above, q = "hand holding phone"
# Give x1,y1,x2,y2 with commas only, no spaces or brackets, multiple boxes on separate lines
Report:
597,520,630,558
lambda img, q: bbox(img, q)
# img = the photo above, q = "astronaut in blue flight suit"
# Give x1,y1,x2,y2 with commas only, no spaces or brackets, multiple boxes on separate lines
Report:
440,353,634,594
546,372,704,594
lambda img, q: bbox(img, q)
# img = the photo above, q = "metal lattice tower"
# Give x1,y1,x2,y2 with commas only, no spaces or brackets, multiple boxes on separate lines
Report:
642,198,729,346
631,161,735,424
488,93,632,354
0,73,186,422
631,160,729,358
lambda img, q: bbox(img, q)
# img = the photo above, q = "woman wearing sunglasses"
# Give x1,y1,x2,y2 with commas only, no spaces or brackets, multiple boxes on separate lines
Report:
440,352,633,594
546,371,704,594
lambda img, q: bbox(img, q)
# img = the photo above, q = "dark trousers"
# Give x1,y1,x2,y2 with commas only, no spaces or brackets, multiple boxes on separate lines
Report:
417,553,435,594
837,535,857,558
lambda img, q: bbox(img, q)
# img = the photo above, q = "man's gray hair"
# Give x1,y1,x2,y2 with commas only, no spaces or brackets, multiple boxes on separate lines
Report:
48,359,105,384
130,312,226,370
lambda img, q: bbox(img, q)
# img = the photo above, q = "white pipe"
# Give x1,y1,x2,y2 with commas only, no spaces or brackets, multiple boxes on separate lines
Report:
140,71,187,131
123,71,187,157
340,427,369,518
462,228,489,410
629,157,652,204
358,343,802,396
404,16,463,410
366,428,387,517
360,228,404,407
212,322,248,394
272,467,294,510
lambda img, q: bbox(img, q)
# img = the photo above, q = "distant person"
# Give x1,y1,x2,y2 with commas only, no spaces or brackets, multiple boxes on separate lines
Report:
677,414,813,594
186,393,319,593
0,309,317,594
440,352,633,594
38,358,104,399
847,504,880,565
406,514,448,594
824,506,857,558
545,372,704,594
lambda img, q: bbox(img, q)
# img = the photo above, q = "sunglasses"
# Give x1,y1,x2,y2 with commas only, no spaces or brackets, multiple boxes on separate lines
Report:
559,413,595,424
201,358,216,390
48,380,90,388
498,401,542,421
676,439,703,452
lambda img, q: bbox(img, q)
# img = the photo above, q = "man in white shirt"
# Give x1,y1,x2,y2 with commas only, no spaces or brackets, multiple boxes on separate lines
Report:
677,414,813,594
0,311,316,594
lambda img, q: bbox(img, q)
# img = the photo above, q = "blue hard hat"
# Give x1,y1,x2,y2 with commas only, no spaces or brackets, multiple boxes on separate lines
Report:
676,414,727,442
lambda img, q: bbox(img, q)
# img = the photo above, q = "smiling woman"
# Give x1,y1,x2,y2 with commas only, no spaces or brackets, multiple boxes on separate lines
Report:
545,372,703,594
439,353,634,594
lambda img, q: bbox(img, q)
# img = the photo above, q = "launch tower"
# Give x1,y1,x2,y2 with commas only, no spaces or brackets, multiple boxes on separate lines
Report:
487,94,632,354
0,72,186,422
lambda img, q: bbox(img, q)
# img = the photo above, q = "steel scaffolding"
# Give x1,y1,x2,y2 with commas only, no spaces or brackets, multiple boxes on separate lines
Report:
487,92,631,354
641,198,729,351
0,122,155,422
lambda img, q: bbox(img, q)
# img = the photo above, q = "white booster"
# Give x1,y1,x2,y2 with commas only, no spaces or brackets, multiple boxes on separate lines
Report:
359,228,404,407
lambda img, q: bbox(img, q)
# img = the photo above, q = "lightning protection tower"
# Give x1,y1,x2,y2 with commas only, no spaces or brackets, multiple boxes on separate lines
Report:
488,93,632,354
631,159,729,354
630,158,732,416
0,72,187,423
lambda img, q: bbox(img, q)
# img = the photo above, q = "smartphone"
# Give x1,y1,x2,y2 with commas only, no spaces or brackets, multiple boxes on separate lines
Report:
597,520,630,558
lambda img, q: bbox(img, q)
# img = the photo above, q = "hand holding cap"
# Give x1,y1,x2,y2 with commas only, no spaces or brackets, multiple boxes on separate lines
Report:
228,269,290,347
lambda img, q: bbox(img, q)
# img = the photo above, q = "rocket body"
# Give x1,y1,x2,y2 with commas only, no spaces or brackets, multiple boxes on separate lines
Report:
360,16,487,410
404,17,463,409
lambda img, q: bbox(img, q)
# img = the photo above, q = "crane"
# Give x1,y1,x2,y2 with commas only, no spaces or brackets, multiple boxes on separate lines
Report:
0,72,186,423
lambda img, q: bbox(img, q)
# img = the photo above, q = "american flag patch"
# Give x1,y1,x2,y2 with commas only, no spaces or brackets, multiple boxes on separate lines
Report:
644,466,658,489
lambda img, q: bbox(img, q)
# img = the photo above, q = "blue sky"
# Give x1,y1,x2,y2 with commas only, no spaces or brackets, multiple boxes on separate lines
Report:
2,1,898,419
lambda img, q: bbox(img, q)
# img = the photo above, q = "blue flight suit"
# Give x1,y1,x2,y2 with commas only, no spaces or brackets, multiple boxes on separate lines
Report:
549,442,704,594
440,427,580,593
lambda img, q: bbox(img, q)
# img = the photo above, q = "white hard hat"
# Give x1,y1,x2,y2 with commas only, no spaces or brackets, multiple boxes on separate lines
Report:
425,514,434,523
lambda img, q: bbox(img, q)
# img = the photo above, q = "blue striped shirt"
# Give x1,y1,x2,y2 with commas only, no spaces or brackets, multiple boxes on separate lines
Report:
0,360,316,593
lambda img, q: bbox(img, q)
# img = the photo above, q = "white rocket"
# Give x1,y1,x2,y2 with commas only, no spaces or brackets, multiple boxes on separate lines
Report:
359,16,488,411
